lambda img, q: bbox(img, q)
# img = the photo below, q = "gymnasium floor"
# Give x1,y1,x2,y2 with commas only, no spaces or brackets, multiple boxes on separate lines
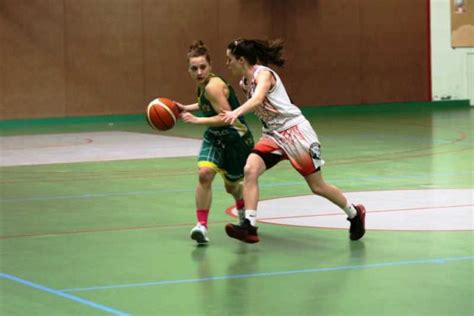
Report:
0,102,473,315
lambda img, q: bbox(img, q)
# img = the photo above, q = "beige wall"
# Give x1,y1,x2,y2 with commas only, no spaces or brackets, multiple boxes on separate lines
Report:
0,0,429,120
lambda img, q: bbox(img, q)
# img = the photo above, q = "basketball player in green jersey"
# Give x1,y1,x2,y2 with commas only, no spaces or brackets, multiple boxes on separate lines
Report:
176,41,254,245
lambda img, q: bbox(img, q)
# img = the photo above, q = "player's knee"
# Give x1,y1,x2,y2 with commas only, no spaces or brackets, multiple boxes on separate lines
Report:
198,168,215,186
309,183,325,196
244,163,260,181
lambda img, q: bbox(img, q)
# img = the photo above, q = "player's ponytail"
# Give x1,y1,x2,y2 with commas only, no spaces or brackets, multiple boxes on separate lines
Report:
228,39,285,67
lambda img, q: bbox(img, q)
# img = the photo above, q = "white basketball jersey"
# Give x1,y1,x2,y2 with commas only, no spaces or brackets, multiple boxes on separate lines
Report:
241,65,304,132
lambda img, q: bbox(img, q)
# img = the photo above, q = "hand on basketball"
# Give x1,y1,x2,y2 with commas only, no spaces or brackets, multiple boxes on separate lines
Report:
221,110,238,125
174,102,185,114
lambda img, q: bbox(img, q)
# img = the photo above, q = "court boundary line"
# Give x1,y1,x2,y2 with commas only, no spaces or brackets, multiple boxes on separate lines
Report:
0,272,129,315
59,255,474,293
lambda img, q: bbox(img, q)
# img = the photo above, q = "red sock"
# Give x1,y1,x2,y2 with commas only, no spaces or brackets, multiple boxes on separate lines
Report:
196,209,209,227
235,199,245,210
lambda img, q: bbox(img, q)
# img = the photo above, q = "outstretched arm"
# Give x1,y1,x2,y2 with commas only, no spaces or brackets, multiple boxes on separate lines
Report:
176,102,199,112
222,70,273,124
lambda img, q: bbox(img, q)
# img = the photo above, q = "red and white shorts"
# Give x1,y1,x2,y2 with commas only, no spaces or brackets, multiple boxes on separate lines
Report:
253,119,325,176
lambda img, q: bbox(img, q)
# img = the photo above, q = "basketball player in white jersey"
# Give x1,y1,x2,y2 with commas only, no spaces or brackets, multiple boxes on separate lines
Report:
222,39,366,243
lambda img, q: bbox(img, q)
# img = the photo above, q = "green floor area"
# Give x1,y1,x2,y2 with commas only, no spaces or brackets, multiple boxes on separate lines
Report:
1,102,473,315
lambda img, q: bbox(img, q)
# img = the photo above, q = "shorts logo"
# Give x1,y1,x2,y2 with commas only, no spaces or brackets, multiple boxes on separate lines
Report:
309,143,321,160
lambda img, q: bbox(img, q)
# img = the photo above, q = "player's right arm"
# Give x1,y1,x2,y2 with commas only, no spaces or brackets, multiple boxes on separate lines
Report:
222,70,273,124
182,78,231,126
176,102,199,112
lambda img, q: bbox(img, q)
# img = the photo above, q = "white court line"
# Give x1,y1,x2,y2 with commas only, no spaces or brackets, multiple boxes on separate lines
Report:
0,131,202,166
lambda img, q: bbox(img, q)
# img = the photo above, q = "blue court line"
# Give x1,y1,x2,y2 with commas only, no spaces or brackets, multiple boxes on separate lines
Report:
2,172,472,203
60,255,474,293
0,273,129,316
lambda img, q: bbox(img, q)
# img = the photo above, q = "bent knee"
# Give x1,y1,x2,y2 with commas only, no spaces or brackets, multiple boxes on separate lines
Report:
244,164,261,179
310,185,325,196
198,168,215,184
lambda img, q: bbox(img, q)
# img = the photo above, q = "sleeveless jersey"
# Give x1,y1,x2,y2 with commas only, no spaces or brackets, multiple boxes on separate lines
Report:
198,74,249,137
240,65,304,132
197,74,254,182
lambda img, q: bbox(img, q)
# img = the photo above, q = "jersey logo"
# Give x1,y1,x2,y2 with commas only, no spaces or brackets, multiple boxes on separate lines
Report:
201,104,212,113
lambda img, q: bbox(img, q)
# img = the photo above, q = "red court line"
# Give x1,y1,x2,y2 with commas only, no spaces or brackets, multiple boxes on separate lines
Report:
257,204,474,232
2,204,472,240
257,204,473,221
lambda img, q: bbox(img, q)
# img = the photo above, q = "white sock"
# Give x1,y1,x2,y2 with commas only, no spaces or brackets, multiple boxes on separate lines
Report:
343,203,357,219
245,210,257,226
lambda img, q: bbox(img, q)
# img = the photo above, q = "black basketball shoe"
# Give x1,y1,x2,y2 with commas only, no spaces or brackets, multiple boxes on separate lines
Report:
225,219,259,243
348,204,366,240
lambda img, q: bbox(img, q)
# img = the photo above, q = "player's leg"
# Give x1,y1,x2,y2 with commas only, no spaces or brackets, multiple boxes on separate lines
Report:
225,136,283,243
190,165,217,244
242,153,267,215
225,153,266,243
304,171,366,240
196,165,217,219
282,120,366,240
190,136,221,244
221,131,254,225
224,180,245,224
304,170,348,209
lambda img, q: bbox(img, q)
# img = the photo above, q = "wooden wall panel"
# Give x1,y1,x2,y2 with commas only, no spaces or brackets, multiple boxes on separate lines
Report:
360,0,429,103
142,0,275,106
0,0,65,119
142,0,219,105
0,0,430,119
64,0,143,116
215,0,275,100
270,0,429,106
273,0,362,106
0,4,5,118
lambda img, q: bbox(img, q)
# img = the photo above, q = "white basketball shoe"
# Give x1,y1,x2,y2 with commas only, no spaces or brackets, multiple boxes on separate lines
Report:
190,224,209,244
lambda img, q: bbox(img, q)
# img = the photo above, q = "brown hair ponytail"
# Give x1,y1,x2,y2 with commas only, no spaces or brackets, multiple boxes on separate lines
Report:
228,39,285,67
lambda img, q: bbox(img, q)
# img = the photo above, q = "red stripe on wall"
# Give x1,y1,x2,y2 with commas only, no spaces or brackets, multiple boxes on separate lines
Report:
426,0,432,101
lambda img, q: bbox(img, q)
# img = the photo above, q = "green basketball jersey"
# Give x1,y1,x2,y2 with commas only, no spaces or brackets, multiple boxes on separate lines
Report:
197,74,250,137
196,74,254,181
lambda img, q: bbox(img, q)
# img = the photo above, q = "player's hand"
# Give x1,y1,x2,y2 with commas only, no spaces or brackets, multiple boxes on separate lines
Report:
221,110,238,125
180,112,199,124
174,102,186,114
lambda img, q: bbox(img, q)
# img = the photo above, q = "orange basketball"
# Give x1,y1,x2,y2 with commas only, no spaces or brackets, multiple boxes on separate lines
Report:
146,97,181,131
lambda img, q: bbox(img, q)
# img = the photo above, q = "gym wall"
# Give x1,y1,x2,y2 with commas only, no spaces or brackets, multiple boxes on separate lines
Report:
0,0,429,119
